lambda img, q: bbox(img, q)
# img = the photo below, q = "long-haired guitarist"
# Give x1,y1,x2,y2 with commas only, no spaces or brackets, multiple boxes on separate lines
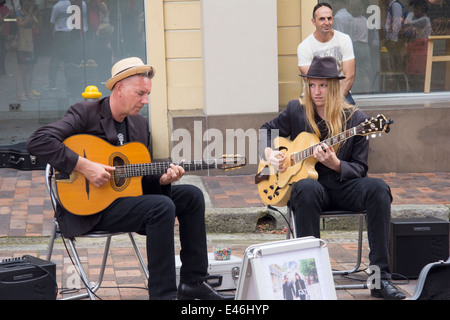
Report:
259,56,405,300
26,57,233,301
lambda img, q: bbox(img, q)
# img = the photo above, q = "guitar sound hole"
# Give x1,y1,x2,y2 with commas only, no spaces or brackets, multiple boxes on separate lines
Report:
112,156,126,187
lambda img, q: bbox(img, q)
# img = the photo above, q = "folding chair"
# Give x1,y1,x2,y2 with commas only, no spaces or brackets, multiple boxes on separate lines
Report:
286,206,367,290
45,164,149,300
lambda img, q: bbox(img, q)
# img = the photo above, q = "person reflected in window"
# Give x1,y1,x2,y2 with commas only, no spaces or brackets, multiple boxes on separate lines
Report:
45,0,87,91
404,0,432,91
85,0,109,40
15,0,40,101
384,0,407,72
0,0,10,77
348,0,371,93
332,0,354,41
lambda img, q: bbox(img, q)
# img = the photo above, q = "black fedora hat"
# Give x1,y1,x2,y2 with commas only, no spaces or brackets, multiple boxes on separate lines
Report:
300,56,346,80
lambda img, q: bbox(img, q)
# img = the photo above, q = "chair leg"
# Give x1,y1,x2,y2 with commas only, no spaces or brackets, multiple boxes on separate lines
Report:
46,219,58,262
332,215,364,276
286,207,292,240
286,207,367,290
333,215,367,290
128,233,149,280
60,236,112,300
285,207,297,240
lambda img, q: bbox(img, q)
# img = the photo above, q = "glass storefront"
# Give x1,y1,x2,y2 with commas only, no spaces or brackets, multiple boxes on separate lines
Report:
1,0,450,149
319,0,450,94
0,0,146,147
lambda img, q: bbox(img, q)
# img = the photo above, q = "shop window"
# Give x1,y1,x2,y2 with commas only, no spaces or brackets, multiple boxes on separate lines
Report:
0,0,147,147
316,0,450,94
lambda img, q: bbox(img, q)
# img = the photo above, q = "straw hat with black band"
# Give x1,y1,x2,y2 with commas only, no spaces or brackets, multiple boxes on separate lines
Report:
105,57,155,90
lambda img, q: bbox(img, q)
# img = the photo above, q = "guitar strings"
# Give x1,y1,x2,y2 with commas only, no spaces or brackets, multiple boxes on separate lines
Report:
109,157,242,179
111,160,216,178
292,128,355,163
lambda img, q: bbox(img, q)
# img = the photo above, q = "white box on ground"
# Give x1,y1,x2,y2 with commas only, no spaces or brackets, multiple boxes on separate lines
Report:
175,253,242,291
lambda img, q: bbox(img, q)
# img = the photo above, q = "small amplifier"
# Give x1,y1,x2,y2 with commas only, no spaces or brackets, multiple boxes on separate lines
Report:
0,255,57,300
390,217,450,279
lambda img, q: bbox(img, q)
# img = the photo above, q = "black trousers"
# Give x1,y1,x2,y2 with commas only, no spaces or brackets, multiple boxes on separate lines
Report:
92,184,208,299
289,176,393,278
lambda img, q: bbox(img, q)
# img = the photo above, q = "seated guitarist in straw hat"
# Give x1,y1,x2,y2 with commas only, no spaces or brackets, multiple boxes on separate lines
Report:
27,57,234,300
259,56,406,300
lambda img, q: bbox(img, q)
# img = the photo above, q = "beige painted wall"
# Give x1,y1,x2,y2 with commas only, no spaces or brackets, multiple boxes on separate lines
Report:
165,1,203,111
202,0,279,115
146,0,169,159
147,0,315,159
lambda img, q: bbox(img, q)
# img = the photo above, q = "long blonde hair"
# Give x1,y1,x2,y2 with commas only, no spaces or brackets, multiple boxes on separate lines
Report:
302,77,356,153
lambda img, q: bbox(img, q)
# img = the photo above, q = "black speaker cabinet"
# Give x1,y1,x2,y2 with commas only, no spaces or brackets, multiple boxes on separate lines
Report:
390,217,449,279
0,255,57,300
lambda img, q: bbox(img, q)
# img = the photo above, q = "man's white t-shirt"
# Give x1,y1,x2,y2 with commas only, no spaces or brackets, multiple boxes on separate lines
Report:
297,30,354,76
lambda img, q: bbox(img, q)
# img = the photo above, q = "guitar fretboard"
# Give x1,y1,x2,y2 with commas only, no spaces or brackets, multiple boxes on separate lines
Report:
114,161,218,178
292,127,357,164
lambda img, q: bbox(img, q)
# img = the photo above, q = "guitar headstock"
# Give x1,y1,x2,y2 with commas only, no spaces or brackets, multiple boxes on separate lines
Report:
356,114,394,137
216,154,247,170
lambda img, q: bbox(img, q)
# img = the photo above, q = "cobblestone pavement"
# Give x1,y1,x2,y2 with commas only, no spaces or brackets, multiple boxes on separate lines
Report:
0,168,449,300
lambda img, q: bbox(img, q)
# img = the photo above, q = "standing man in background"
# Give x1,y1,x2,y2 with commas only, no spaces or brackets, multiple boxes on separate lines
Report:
297,2,356,105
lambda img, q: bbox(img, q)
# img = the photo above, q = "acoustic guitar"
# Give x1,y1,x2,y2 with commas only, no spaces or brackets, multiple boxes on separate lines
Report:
53,134,246,216
255,114,393,207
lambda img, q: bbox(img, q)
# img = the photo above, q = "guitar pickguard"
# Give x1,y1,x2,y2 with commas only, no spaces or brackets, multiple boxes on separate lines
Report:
55,172,78,183
257,165,295,206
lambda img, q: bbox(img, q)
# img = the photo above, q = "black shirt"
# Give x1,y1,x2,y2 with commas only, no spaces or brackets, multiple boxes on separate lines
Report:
114,119,128,145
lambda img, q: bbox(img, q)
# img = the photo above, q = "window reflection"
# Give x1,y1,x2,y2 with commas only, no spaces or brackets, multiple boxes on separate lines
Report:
0,0,146,147
319,0,450,94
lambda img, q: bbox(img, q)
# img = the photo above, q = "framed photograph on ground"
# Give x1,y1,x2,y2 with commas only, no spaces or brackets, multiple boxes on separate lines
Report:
236,237,336,300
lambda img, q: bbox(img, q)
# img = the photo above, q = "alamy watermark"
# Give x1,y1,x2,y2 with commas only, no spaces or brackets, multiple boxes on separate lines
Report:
67,4,384,31
366,5,382,30
65,5,84,30
367,265,381,290
171,121,267,164
64,257,85,290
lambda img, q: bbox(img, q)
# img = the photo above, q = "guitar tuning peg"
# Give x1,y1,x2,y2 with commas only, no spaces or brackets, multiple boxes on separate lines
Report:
371,134,377,139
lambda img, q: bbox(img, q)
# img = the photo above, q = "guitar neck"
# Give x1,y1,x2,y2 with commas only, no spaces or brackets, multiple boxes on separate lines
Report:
117,160,217,178
291,127,357,164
